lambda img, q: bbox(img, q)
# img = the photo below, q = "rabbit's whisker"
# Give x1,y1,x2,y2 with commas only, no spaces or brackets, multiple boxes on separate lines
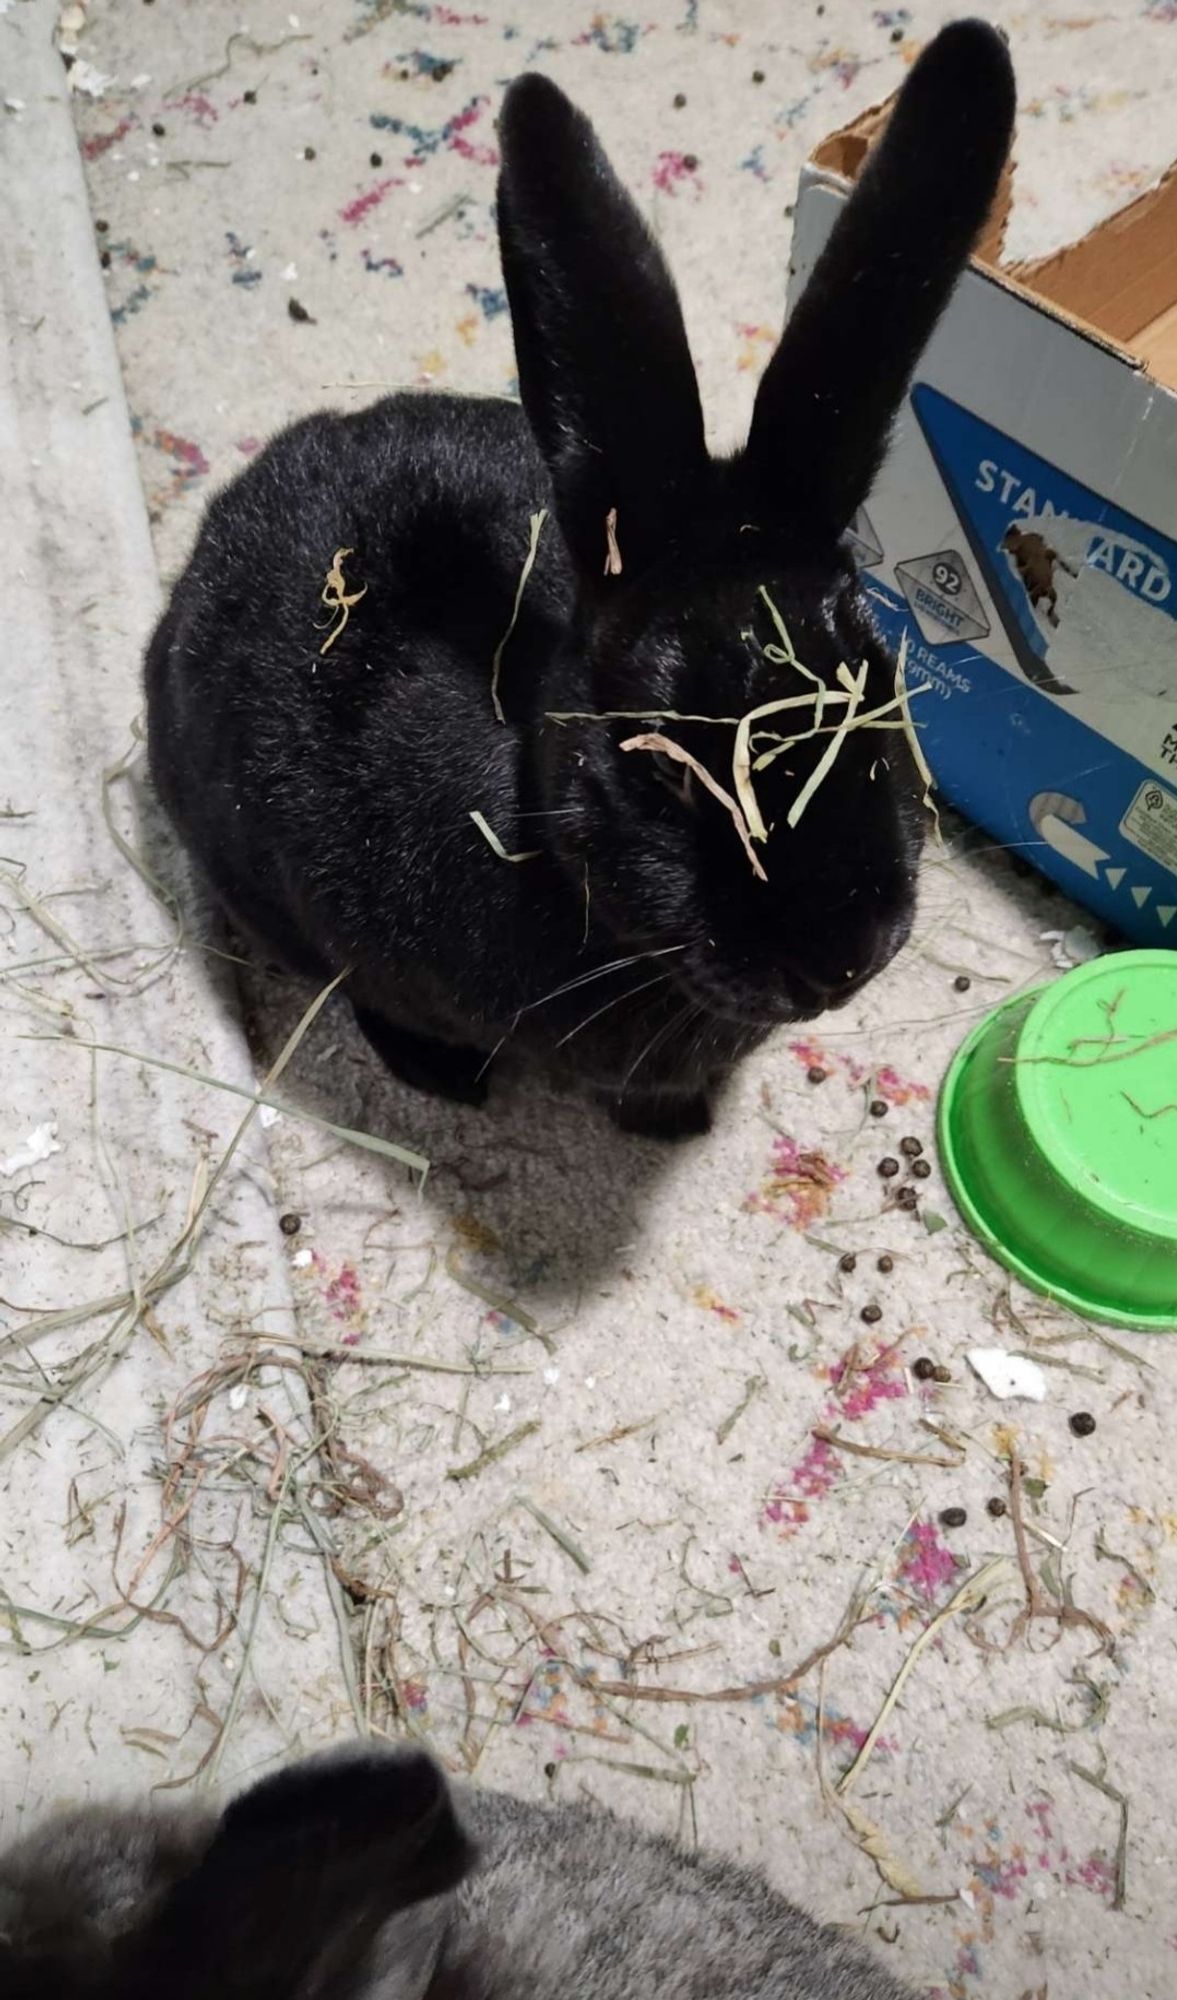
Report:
523,953,643,1013
554,970,671,1050
682,1008,716,1078
476,950,687,1074
622,999,698,1091
523,943,685,1016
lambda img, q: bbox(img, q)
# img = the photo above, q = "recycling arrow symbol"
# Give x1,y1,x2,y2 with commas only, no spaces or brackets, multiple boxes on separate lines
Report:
1028,791,1110,881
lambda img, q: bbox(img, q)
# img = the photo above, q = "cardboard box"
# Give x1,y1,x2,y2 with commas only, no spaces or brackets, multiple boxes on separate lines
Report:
791,101,1177,943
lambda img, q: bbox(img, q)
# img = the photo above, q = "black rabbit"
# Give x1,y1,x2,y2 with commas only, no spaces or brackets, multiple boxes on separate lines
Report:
0,1743,918,1998
146,22,1015,1139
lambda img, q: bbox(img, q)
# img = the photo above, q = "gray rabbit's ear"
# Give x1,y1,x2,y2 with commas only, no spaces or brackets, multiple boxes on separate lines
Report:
356,1897,454,2000
118,1747,472,2000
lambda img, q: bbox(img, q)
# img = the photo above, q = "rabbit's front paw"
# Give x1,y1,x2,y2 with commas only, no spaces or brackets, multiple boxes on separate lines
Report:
354,1008,491,1107
606,1089,712,1141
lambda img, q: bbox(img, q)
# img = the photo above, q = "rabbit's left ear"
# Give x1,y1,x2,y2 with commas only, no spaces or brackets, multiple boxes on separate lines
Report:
497,74,709,584
118,1749,471,2000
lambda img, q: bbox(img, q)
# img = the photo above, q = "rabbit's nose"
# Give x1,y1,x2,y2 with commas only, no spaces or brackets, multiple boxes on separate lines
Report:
797,964,870,1010
801,910,912,1005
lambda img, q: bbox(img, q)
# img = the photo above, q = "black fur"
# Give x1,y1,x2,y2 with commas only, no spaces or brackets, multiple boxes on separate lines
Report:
745,20,1016,542
496,71,709,582
145,24,1015,1138
117,1748,471,2000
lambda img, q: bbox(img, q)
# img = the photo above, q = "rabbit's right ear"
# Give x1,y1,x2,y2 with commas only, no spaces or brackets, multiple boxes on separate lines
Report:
497,74,708,585
119,1748,471,2000
743,19,1015,543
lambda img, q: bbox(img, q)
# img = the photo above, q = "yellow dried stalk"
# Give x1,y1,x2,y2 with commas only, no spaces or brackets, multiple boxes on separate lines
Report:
469,809,540,863
547,709,746,725
543,588,936,867
491,508,548,723
733,690,852,845
744,589,937,836
751,691,919,773
319,547,367,656
894,628,939,826
756,586,827,709
784,660,869,829
838,1797,927,1902
754,718,906,762
837,1556,1012,1799
620,732,767,883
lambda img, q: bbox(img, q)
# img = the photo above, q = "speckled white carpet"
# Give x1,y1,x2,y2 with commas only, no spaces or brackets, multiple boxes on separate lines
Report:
3,3,1177,1995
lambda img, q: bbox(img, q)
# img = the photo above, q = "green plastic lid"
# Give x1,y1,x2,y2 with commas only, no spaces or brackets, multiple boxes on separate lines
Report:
938,949,1177,1331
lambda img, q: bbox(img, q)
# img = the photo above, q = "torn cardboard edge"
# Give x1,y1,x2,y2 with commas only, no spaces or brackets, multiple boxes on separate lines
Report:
810,94,1177,393
810,109,1016,271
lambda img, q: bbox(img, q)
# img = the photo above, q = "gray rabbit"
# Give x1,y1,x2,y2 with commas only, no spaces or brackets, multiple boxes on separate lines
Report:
0,1745,916,1998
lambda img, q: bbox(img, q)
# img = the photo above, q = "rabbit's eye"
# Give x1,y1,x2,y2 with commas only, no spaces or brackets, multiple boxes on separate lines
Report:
650,751,695,809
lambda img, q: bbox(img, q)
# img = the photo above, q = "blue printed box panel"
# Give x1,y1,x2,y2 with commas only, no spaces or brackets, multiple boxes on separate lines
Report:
866,384,1177,944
